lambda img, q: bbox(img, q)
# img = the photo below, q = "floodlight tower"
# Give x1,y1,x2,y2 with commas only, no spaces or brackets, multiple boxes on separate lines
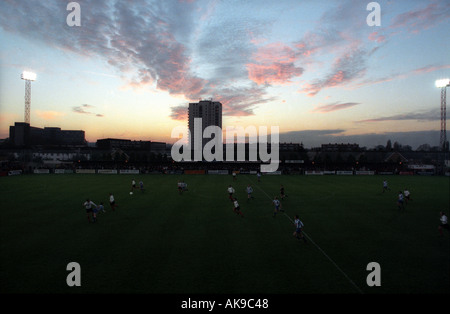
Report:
436,79,450,151
21,71,37,124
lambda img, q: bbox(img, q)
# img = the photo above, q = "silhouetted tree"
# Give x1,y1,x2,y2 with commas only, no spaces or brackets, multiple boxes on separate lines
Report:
386,140,392,151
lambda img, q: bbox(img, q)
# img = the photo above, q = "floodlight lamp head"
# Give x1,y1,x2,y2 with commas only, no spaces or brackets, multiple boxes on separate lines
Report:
435,78,450,88
21,71,36,81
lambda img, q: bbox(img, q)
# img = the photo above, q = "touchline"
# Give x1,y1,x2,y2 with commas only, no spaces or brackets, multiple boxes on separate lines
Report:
171,118,280,172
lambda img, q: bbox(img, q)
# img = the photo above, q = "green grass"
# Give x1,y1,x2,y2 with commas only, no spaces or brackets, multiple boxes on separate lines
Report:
0,174,449,294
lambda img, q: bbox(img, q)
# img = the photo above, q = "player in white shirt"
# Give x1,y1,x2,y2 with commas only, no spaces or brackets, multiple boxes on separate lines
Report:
181,181,188,192
232,172,237,181
227,185,235,201
83,199,97,223
403,188,411,204
232,198,244,217
397,191,404,210
382,180,390,193
131,179,137,192
246,185,254,201
293,215,307,243
438,212,449,236
109,193,118,211
177,181,188,195
272,197,283,217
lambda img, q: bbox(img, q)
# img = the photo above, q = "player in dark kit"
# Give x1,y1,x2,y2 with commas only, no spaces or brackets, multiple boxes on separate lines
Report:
280,184,288,200
233,198,244,217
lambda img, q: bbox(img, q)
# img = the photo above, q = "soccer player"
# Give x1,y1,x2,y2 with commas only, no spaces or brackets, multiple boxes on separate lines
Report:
382,180,390,193
232,172,237,181
397,191,404,210
227,185,235,201
109,193,118,211
97,202,106,213
246,184,254,201
92,202,105,222
139,181,144,192
83,199,97,223
257,172,261,182
293,215,307,243
280,184,288,200
438,212,449,236
131,179,137,192
178,181,183,194
272,197,283,217
403,188,411,203
181,181,188,192
233,198,244,217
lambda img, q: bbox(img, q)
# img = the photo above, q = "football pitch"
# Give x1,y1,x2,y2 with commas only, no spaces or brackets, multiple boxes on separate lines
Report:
0,174,449,294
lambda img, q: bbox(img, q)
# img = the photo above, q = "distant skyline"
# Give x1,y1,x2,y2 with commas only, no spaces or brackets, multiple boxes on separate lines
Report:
0,0,449,149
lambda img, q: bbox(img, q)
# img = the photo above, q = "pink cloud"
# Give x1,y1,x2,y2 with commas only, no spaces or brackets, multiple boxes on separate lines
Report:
169,86,276,121
390,2,450,34
170,105,188,121
215,95,259,117
247,63,303,85
212,87,277,117
299,47,367,97
368,31,385,43
294,30,346,60
247,42,303,85
412,64,450,75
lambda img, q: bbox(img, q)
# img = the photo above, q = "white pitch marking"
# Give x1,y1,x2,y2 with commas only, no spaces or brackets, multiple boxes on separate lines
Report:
246,175,364,294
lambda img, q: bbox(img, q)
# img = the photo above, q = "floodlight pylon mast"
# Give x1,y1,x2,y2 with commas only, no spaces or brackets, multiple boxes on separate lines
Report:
440,87,446,150
21,71,36,125
24,80,31,124
436,79,449,151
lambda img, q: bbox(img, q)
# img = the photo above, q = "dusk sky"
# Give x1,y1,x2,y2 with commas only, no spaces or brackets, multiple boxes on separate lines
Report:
0,0,449,148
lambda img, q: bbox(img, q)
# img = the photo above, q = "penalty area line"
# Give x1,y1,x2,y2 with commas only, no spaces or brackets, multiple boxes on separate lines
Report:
245,175,364,294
